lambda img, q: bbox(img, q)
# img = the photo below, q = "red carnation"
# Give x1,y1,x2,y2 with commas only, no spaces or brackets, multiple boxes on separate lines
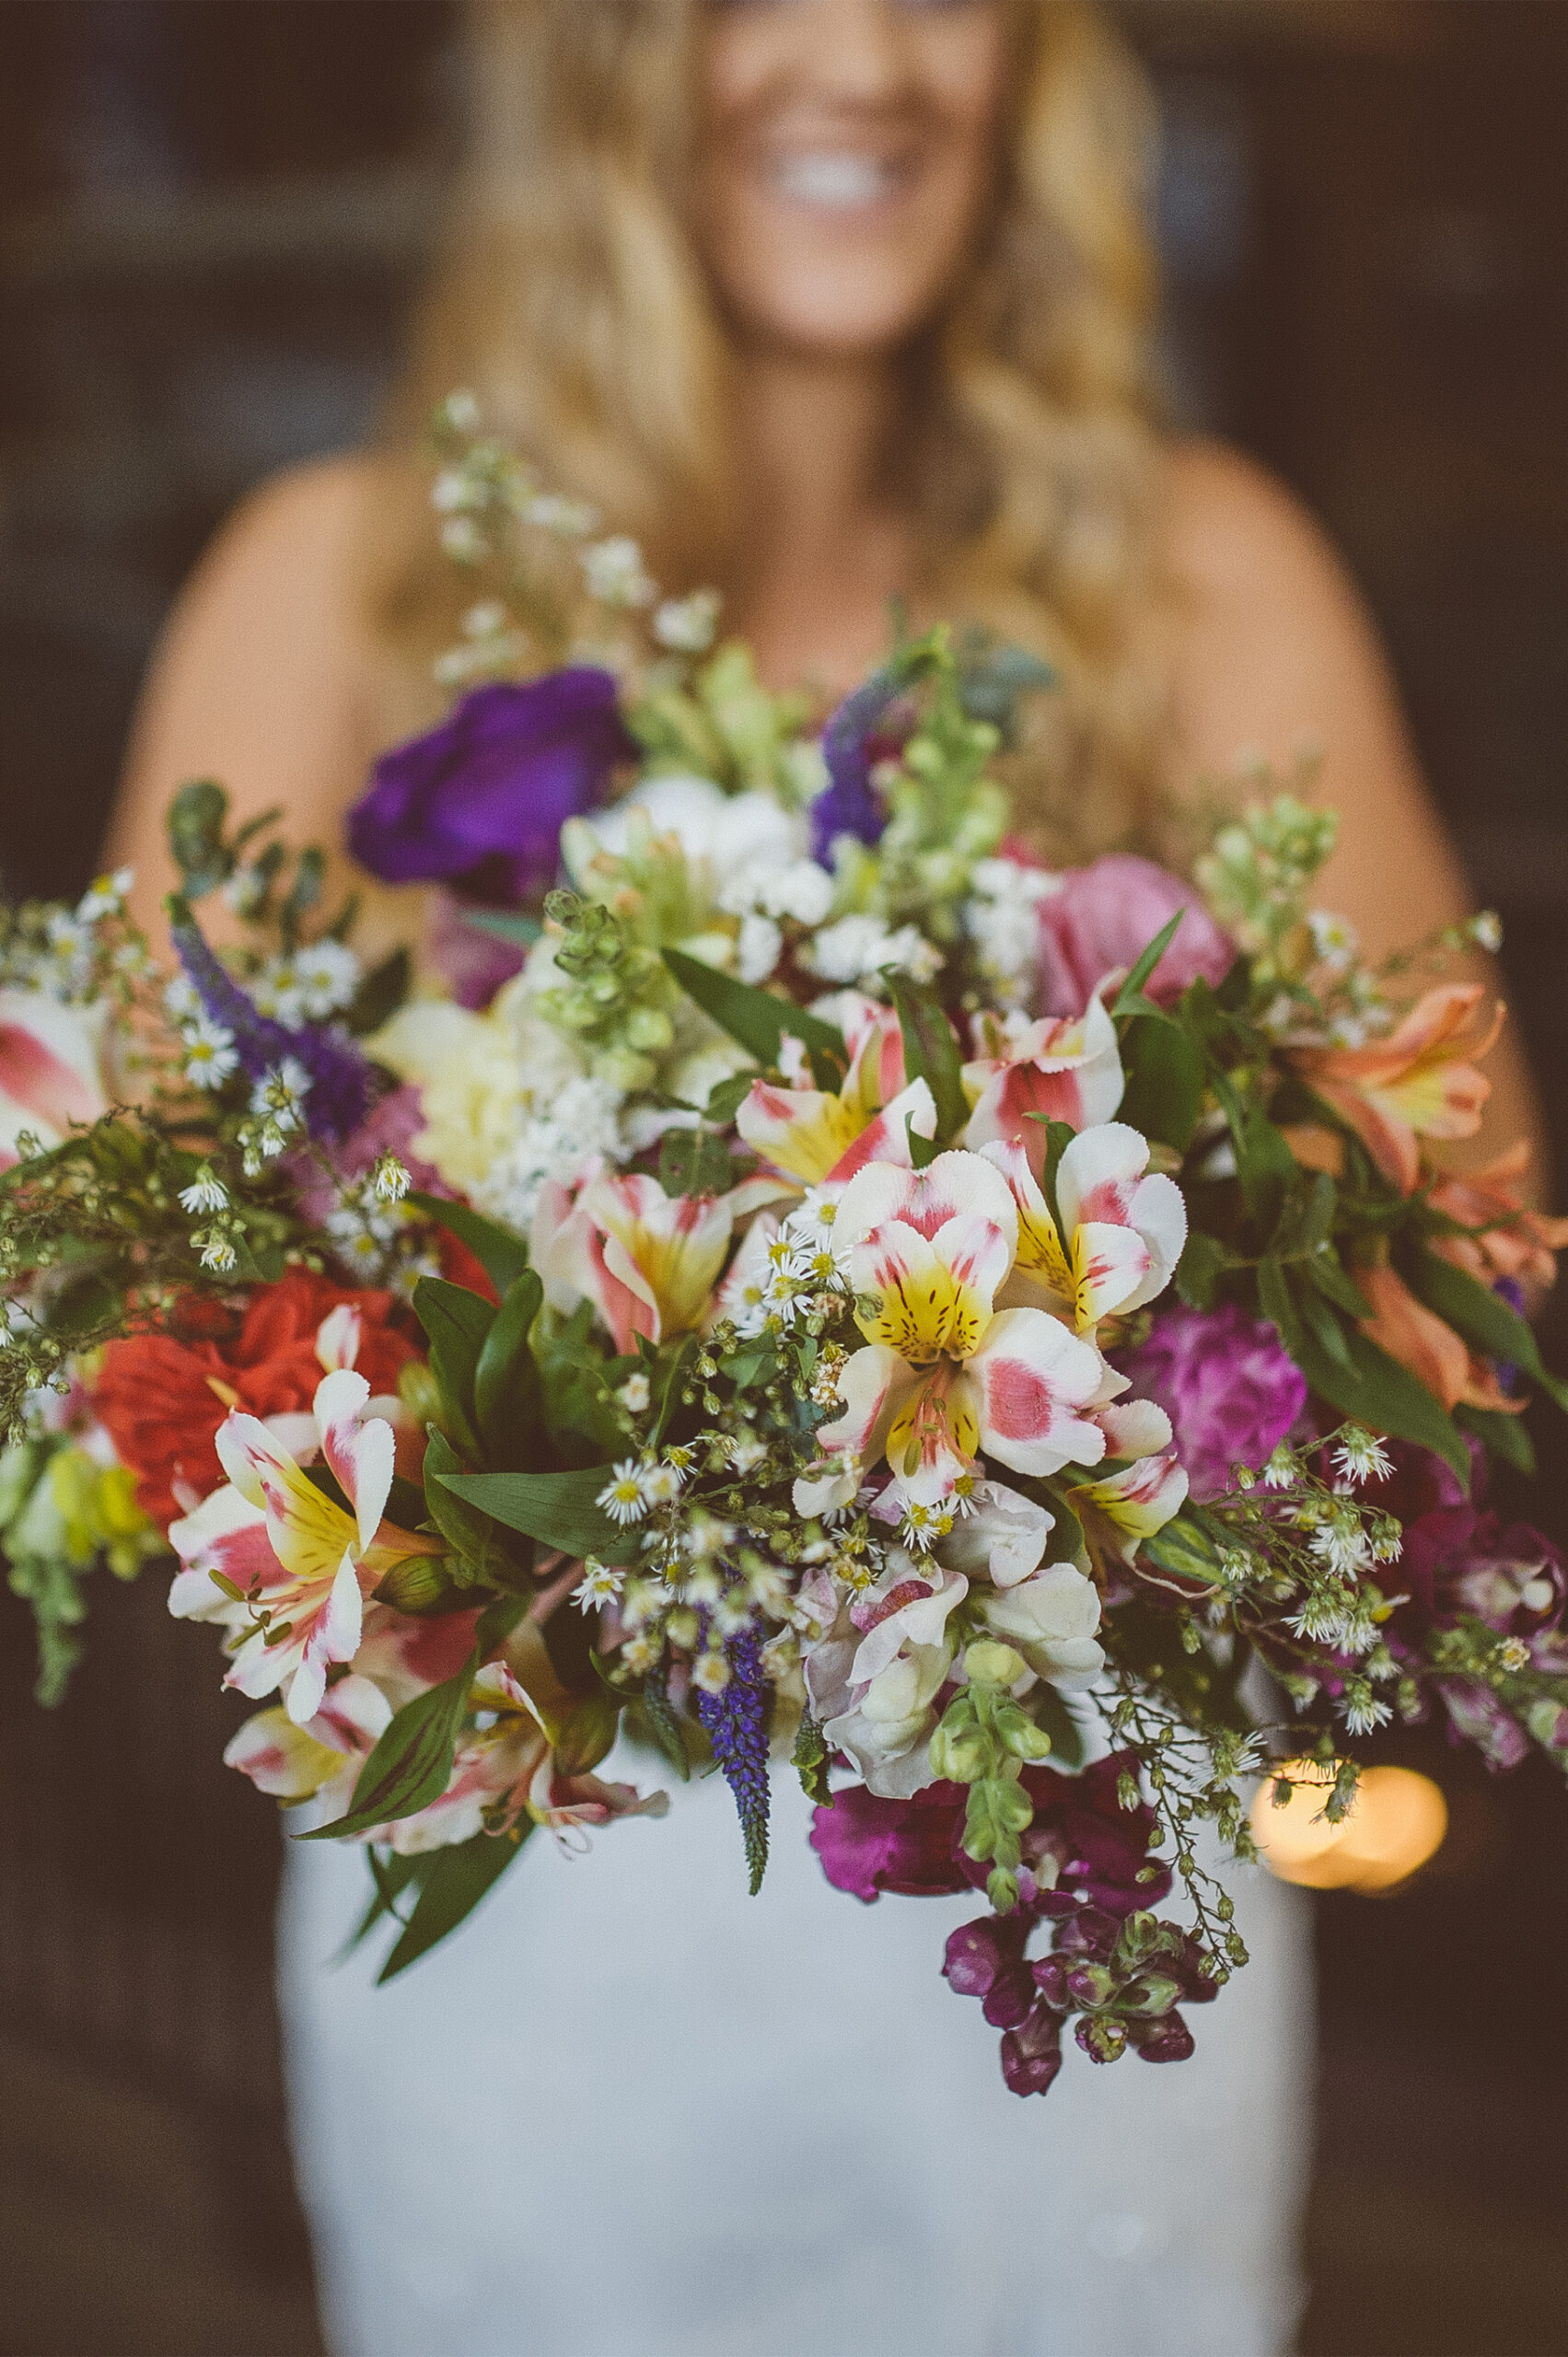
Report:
95,1268,422,1528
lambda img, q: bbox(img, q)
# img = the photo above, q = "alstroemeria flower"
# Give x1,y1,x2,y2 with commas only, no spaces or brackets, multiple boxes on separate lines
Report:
960,993,1124,1168
0,988,110,1168
804,1557,970,1797
736,993,937,1207
982,1124,1186,1331
1426,1141,1568,1295
1355,1261,1523,1416
224,1672,392,1815
1288,983,1502,1194
532,1173,733,1353
168,1368,444,1724
819,1152,1109,1510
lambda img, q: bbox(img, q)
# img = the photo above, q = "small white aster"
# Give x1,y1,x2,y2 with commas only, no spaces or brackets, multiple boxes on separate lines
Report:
598,1461,650,1526
182,1016,239,1089
616,1372,651,1415
691,1651,731,1695
638,1459,684,1507
574,1561,625,1612
1331,1429,1392,1486
178,1168,229,1215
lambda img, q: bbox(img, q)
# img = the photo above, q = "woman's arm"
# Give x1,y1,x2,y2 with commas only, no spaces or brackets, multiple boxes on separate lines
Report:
1159,436,1541,1178
105,455,423,962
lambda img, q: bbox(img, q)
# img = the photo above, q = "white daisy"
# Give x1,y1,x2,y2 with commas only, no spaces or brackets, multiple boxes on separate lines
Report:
598,1462,650,1526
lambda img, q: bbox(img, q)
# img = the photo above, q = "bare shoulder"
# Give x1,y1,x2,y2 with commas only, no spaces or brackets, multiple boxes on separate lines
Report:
173,451,389,656
1158,435,1357,620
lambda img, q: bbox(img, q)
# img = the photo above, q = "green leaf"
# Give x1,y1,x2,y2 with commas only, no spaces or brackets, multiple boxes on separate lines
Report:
1256,1256,1302,1354
1304,1246,1372,1319
1112,911,1184,1018
166,779,234,898
302,1652,478,1840
791,1712,831,1804
640,1666,692,1781
650,1336,698,1447
1117,1012,1204,1153
1212,1071,1295,1236
1174,1230,1228,1312
1457,1403,1536,1475
474,1271,547,1469
461,909,542,947
881,971,967,1140
436,1465,644,1563
658,1127,738,1197
1295,1281,1353,1369
1291,1322,1470,1488
1030,1681,1086,1770
419,1428,531,1588
341,1846,425,1955
1403,1248,1568,1414
663,946,846,1090
406,1191,530,1297
343,946,411,1036
703,1073,754,1127
377,1826,531,1981
412,1275,496,1457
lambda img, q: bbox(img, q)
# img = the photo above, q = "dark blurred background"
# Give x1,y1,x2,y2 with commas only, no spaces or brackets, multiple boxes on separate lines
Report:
3,4,1568,2351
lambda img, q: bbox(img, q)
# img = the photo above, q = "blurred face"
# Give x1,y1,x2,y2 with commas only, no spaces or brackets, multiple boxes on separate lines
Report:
695,0,1010,358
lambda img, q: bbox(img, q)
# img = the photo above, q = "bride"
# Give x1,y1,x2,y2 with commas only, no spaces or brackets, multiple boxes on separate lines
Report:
109,5,1527,2351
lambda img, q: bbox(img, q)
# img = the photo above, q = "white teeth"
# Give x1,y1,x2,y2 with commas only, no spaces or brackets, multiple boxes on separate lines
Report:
771,152,894,210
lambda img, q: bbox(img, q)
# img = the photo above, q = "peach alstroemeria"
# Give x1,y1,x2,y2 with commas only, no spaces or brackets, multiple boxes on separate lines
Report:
0,987,110,1168
981,1123,1186,1332
1427,1142,1568,1295
533,1173,733,1353
1289,983,1502,1195
1355,1260,1523,1417
960,991,1124,1168
168,1367,445,1724
819,1151,1109,1513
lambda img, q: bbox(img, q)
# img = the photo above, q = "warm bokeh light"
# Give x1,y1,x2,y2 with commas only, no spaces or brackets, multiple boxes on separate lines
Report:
1251,1765,1449,1893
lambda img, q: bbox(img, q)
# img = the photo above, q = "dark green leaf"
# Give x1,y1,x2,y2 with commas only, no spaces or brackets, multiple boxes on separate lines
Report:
166,779,234,898
343,946,411,1037
663,946,846,1090
412,1275,496,1457
420,1428,531,1588
1117,1012,1204,1153
1404,1248,1568,1415
703,1073,755,1127
1211,1071,1295,1236
475,1592,529,1657
302,1652,478,1840
658,1127,738,1197
1304,1246,1371,1319
1457,1403,1536,1475
1174,1230,1228,1312
1292,1323,1470,1488
474,1271,547,1469
377,1826,530,1981
1030,1681,1086,1770
1141,1510,1227,1584
1112,911,1184,1017
1295,1281,1353,1369
881,971,967,1140
1256,1255,1302,1354
436,1465,643,1563
339,1847,426,1956
641,1666,692,1781
461,909,542,947
407,1191,530,1297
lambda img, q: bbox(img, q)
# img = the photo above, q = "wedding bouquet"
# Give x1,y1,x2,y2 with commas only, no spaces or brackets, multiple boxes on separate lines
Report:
6,399,1568,2100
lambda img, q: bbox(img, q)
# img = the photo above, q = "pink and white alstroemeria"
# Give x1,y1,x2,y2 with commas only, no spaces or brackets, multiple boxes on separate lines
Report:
168,1368,444,1724
983,1123,1186,1331
0,988,111,1168
960,992,1123,1166
819,1151,1109,1512
366,1661,668,1854
1065,1397,1188,1562
736,989,938,1204
224,1672,393,1816
804,1557,970,1796
532,1173,733,1353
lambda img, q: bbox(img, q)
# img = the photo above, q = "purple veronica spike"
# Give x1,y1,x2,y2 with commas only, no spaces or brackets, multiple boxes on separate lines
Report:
809,665,911,864
169,904,375,1142
694,1620,771,1895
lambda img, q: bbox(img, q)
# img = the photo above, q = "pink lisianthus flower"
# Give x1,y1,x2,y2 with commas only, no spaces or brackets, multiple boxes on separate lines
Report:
1036,854,1235,1020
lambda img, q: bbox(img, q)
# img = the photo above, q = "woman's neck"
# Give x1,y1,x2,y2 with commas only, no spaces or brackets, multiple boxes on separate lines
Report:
726,343,914,694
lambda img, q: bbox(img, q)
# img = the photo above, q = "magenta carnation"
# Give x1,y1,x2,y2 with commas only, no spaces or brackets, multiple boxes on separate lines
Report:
1039,853,1233,1018
1114,1303,1307,1503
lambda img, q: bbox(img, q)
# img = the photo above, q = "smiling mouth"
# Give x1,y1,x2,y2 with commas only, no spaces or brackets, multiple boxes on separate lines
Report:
767,151,905,211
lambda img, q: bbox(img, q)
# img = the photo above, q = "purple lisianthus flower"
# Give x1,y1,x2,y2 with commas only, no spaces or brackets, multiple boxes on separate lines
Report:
1114,1302,1307,1503
347,670,634,899
1038,853,1234,1019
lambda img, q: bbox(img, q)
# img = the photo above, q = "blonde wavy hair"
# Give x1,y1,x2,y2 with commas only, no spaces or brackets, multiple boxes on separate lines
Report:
368,0,1166,855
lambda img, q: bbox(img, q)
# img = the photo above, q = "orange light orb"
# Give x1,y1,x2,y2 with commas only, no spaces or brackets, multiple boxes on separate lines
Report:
1251,1765,1448,1893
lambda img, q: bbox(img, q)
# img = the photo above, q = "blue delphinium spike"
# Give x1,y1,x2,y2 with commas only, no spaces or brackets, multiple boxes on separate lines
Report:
168,897,374,1142
694,1622,771,1896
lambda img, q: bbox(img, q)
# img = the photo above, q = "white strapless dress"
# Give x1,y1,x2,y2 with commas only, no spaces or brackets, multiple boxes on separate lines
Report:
278,1751,1311,2357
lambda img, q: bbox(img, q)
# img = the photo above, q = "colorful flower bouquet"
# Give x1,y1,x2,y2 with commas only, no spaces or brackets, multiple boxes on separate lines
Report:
6,402,1568,2099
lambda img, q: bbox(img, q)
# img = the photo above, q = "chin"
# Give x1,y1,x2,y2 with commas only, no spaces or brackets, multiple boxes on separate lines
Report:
723,241,956,359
